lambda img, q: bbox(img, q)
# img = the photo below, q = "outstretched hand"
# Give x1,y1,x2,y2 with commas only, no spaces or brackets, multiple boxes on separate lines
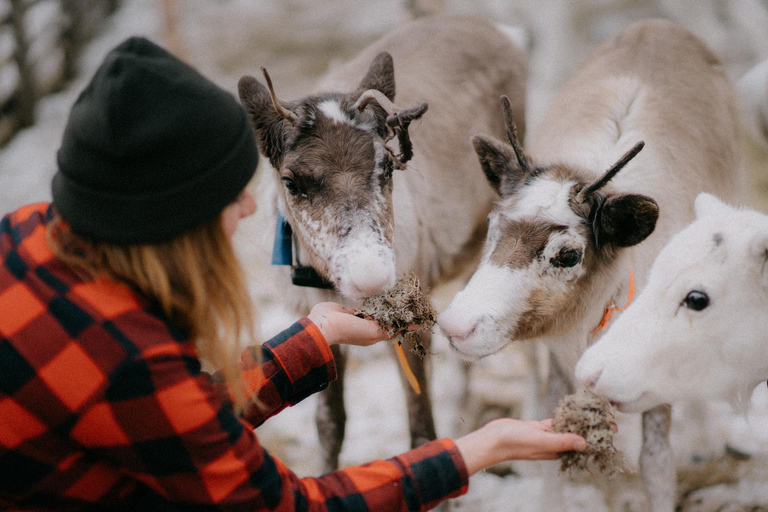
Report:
308,302,390,347
455,418,587,476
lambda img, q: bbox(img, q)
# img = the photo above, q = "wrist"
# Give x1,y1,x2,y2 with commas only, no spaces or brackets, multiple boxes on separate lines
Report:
454,426,500,476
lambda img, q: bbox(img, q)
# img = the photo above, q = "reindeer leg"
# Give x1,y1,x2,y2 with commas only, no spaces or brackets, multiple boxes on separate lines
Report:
543,348,573,417
536,349,574,511
315,344,347,474
398,330,437,448
641,404,675,512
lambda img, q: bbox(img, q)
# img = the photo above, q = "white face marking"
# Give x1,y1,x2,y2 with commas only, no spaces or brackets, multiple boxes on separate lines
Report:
317,99,376,132
317,100,351,125
503,177,580,224
331,224,396,300
438,263,531,358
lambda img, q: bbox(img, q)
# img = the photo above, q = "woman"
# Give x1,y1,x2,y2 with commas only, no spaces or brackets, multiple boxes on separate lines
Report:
0,37,586,511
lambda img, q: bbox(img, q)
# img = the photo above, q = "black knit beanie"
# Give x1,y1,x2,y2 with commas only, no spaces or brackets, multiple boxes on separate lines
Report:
52,36,258,244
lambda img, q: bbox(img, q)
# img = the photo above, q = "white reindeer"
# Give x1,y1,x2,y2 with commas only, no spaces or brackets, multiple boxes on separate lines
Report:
236,14,528,473
438,19,744,511
575,192,762,415
574,194,768,510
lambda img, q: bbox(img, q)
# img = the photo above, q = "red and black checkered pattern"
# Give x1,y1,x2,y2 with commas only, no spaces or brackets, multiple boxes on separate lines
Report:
0,203,469,511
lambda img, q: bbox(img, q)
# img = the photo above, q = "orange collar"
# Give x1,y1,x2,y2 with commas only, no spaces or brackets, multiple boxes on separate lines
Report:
591,268,635,334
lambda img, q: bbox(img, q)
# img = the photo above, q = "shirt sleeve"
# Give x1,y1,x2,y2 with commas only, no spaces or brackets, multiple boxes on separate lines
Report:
70,318,470,511
239,317,338,426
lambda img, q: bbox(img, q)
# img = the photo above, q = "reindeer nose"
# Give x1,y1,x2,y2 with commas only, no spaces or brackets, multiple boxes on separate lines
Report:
581,368,604,391
350,270,395,298
437,314,479,345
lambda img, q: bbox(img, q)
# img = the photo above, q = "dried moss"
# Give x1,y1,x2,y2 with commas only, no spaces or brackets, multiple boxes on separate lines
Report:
552,389,631,477
355,272,436,358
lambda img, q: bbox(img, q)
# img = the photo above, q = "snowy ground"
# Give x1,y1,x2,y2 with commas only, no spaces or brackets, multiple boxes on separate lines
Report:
2,1,768,510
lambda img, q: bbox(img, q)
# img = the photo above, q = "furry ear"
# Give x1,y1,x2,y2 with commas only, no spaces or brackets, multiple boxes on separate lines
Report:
238,75,287,168
357,52,396,101
471,135,526,196
694,192,732,219
595,194,659,248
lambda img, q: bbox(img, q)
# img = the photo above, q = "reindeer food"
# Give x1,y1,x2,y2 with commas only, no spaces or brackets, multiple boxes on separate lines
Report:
552,389,630,477
355,272,436,359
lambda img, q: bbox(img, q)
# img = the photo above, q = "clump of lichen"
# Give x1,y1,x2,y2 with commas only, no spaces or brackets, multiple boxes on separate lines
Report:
552,389,631,477
355,272,436,358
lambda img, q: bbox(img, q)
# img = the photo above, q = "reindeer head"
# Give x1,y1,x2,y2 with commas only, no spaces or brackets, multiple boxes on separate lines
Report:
238,53,427,300
439,96,659,358
576,193,768,412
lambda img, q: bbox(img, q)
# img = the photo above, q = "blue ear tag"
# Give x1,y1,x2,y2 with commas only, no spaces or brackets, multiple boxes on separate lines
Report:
271,212,293,265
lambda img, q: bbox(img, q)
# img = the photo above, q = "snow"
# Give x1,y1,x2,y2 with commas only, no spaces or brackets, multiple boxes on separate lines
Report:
2,0,768,510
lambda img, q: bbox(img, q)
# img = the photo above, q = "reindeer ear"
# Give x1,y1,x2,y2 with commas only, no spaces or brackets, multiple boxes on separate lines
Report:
694,192,732,219
595,194,659,248
357,52,396,101
472,135,526,196
238,75,286,167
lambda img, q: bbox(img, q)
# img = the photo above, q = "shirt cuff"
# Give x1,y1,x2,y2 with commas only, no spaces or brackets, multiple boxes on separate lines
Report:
393,438,470,508
262,317,337,404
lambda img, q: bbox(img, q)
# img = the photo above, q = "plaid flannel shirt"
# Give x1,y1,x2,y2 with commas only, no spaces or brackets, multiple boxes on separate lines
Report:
0,203,469,511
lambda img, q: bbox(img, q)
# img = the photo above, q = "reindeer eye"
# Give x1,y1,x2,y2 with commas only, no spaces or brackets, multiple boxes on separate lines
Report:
281,177,300,196
683,290,709,311
551,248,582,268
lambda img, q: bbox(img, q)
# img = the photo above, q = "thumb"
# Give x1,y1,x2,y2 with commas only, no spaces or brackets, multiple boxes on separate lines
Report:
559,433,587,452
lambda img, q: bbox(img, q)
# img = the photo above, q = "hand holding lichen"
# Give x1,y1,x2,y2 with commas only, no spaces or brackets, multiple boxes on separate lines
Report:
354,272,436,358
552,389,630,477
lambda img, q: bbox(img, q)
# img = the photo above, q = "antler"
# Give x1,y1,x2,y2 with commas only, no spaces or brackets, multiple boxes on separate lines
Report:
261,67,299,123
354,89,428,168
500,95,530,173
354,89,399,116
576,141,645,203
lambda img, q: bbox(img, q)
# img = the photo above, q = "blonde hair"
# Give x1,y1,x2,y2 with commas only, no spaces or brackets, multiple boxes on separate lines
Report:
48,214,257,414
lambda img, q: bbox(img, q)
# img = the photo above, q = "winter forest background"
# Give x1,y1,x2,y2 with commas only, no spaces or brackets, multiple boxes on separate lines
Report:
2,0,768,510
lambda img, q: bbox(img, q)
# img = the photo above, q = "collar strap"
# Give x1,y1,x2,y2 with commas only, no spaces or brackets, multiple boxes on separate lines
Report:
591,267,635,334
271,212,335,290
271,212,293,265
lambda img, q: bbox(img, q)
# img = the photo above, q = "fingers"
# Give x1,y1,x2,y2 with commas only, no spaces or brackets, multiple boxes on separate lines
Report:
535,419,586,452
539,419,554,430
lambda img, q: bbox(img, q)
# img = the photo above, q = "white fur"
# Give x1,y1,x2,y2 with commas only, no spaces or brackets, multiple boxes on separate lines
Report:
317,99,374,131
576,193,768,411
332,226,397,299
503,176,580,222
440,263,531,358
735,60,768,152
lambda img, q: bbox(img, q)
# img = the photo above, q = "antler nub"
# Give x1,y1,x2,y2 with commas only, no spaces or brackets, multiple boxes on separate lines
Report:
500,95,530,173
261,66,299,123
576,141,645,203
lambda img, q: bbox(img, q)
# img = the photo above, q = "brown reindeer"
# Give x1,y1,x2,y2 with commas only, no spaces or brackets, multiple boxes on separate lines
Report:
237,14,528,473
